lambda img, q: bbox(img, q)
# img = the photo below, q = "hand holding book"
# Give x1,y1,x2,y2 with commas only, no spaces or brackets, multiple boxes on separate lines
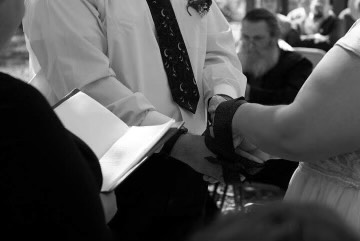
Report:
54,89,184,191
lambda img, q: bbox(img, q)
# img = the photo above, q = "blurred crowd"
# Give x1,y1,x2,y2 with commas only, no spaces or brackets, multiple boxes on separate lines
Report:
216,0,360,52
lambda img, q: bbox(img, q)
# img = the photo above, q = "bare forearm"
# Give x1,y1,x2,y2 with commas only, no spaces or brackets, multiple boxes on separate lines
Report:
232,46,360,163
232,103,325,162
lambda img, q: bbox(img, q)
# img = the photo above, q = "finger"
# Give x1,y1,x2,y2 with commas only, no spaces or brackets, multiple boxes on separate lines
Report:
235,144,261,158
205,156,221,165
203,175,210,182
238,139,258,152
250,149,273,161
203,174,222,184
232,134,244,148
235,149,265,163
209,126,215,138
203,175,219,184
208,96,227,113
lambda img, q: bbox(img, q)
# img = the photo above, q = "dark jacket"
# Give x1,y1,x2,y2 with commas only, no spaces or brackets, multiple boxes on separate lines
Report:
247,49,313,106
0,72,112,240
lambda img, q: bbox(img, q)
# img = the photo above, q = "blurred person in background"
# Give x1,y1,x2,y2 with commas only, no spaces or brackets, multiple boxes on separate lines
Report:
237,8,313,192
215,0,244,22
290,0,341,51
288,0,312,27
216,0,247,52
260,0,301,46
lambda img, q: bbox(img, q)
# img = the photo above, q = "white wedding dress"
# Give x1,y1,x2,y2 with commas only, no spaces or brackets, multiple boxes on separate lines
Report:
285,151,360,233
285,20,360,234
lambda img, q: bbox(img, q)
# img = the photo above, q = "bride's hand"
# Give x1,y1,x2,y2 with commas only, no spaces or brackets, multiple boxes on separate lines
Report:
234,138,275,163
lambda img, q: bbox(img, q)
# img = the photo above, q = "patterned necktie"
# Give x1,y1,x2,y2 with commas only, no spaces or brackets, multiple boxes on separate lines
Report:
146,0,200,114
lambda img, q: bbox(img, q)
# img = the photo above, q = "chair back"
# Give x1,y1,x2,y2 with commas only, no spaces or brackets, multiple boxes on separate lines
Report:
293,47,326,67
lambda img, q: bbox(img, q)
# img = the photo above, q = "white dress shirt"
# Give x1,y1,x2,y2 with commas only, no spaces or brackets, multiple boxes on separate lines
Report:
23,0,246,134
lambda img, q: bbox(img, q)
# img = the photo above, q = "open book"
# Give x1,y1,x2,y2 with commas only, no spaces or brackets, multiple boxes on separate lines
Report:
53,89,184,192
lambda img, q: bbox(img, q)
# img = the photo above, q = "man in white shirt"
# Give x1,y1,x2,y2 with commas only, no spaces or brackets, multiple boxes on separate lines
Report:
23,0,246,240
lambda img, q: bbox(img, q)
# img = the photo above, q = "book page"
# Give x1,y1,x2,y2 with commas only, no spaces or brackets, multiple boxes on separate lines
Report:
54,90,178,192
100,119,175,191
54,91,129,159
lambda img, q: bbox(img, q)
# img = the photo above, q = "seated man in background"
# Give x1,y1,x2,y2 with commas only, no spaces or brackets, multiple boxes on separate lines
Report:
238,8,313,191
291,0,341,51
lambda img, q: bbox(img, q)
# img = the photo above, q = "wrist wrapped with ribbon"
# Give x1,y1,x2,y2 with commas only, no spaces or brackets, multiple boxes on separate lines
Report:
204,97,265,184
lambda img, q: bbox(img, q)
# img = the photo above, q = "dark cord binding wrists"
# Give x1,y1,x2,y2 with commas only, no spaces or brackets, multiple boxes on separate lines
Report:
212,97,247,152
204,97,265,183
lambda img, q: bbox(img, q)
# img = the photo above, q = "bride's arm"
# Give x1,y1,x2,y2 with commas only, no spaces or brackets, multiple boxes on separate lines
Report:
233,45,360,162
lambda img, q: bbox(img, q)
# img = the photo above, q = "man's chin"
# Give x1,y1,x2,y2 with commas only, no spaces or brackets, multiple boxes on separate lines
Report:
241,58,270,78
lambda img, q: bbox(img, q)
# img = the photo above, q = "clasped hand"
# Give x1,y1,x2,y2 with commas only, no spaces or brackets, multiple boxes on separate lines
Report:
169,96,272,185
205,96,272,182
209,95,269,162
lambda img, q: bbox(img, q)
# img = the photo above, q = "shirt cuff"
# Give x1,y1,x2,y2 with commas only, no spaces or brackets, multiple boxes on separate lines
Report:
213,83,244,99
